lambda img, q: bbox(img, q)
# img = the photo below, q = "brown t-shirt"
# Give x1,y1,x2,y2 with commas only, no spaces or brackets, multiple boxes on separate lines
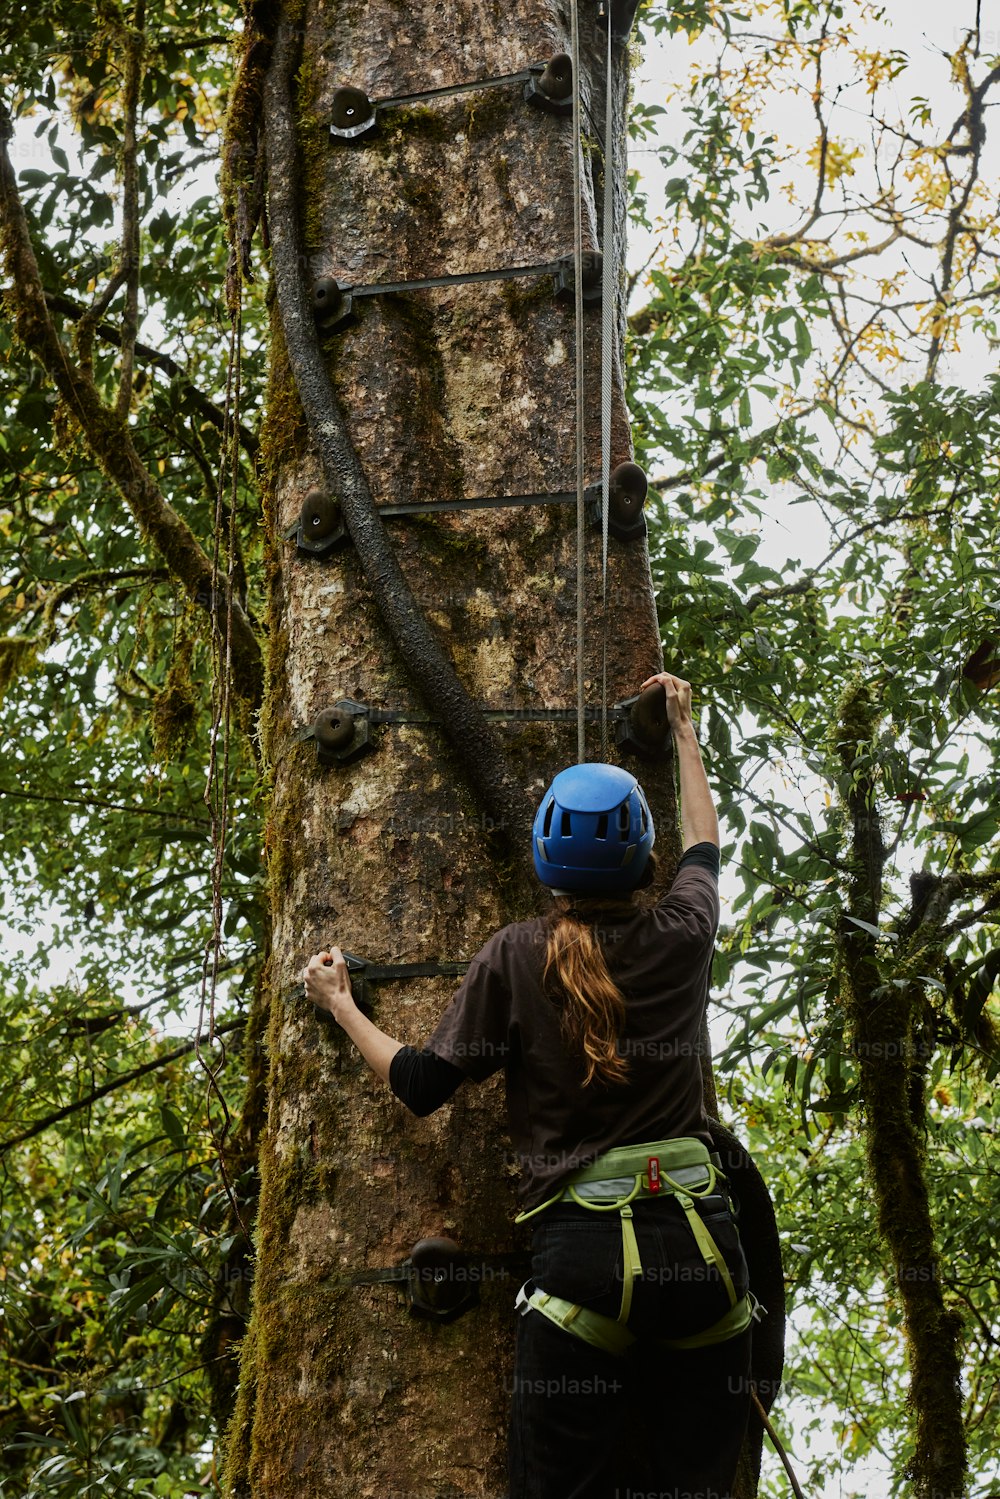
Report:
425,863,720,1208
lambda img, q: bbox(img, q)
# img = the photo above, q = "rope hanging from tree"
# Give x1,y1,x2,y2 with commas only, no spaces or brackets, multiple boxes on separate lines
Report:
197,291,250,1242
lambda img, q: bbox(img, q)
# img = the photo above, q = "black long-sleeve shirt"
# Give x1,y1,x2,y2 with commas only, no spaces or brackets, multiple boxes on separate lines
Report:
388,842,721,1144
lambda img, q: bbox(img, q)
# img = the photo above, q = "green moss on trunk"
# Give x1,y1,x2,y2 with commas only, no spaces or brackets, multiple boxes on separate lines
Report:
836,678,967,1499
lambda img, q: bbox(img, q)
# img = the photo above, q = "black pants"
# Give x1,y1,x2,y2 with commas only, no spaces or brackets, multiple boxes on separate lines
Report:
508,1198,753,1499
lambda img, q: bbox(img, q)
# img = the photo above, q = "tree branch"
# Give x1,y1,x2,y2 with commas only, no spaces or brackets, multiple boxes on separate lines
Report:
648,405,820,494
0,103,264,709
50,958,244,1038
836,679,968,1498
0,784,210,823
0,1019,244,1154
764,18,832,251
38,563,167,631
43,292,258,458
116,3,145,419
766,222,903,274
927,56,1000,379
713,766,849,872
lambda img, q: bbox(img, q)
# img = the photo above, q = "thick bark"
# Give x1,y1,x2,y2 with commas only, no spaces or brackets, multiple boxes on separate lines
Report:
225,3,772,1496
263,18,529,846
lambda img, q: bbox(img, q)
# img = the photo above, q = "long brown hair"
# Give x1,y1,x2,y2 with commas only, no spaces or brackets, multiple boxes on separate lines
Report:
543,894,637,1087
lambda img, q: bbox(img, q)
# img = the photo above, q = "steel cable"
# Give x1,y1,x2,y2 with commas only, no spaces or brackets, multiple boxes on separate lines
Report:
600,15,615,762
570,0,586,764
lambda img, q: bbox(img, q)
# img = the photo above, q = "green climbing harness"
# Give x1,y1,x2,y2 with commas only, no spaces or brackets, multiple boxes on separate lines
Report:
514,1136,759,1356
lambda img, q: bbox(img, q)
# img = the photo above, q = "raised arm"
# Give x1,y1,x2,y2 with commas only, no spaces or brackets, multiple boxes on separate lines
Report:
639,671,719,851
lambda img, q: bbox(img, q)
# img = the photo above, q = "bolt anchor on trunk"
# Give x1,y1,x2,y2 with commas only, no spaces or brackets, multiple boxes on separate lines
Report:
554,250,603,304
407,1238,480,1322
616,681,670,758
330,84,377,139
348,1238,531,1323
312,276,354,331
585,462,648,541
300,701,373,765
285,489,346,557
524,53,573,115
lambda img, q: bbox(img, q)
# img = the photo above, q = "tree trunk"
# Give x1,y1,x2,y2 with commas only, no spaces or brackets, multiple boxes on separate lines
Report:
225,3,769,1495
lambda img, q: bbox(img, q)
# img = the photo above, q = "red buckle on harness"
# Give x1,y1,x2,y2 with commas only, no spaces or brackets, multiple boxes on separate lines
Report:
647,1156,661,1194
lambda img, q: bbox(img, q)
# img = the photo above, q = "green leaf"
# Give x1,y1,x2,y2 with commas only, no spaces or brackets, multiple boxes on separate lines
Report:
843,915,881,939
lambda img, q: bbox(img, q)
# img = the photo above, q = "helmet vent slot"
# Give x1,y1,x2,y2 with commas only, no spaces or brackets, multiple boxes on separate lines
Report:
618,804,630,839
595,814,608,840
561,810,573,836
542,798,555,838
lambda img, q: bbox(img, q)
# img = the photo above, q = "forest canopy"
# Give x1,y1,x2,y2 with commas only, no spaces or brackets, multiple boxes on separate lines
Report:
1,1,998,1495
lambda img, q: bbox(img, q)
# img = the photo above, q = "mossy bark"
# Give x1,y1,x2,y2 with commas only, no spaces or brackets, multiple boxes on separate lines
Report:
226,4,678,1495
836,681,967,1499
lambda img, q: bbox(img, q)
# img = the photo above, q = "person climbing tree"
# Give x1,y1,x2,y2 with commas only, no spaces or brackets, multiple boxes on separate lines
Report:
304,670,755,1499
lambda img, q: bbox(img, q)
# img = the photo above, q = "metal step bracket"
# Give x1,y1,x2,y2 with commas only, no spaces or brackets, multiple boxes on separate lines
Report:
584,462,648,542
407,1238,479,1322
299,700,373,766
299,700,647,768
313,277,355,332
285,489,347,557
311,255,603,334
554,251,603,304
285,469,645,561
285,481,642,559
330,59,573,141
348,1238,531,1323
615,682,670,759
523,53,573,116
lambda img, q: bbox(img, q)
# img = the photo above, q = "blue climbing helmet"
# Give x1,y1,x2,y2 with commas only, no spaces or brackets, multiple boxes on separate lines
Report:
532,763,655,894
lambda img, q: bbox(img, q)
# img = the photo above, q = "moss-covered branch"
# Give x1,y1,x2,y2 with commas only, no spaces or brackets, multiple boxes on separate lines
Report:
0,102,264,709
836,678,967,1499
221,20,273,289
